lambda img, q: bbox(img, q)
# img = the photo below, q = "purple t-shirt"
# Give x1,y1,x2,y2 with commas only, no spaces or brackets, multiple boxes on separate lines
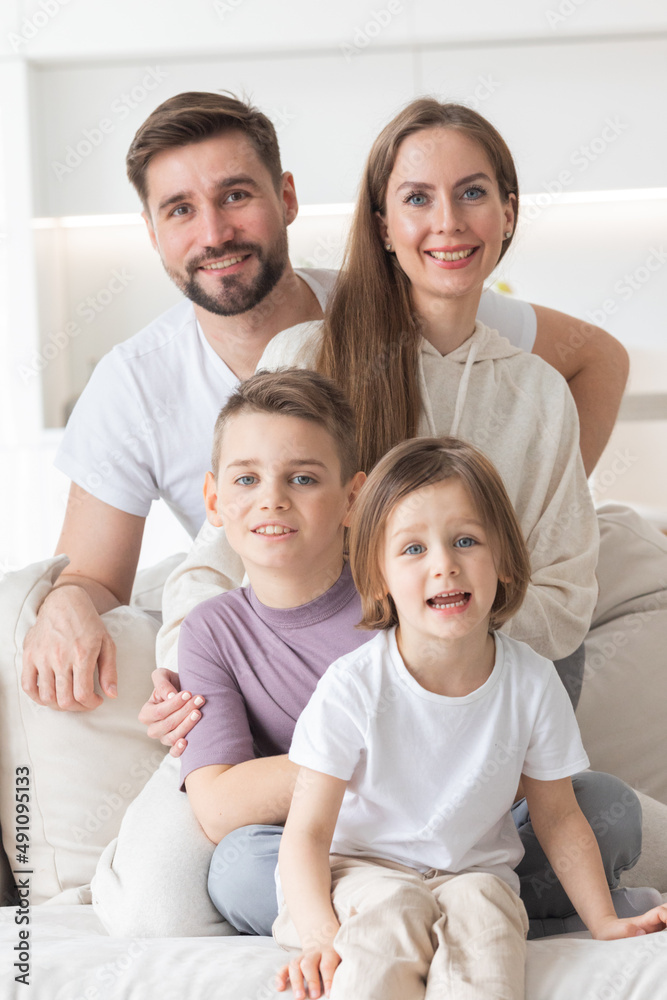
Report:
178,562,373,786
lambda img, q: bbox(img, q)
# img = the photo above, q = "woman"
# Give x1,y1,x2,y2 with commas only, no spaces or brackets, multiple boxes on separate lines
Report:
143,99,648,936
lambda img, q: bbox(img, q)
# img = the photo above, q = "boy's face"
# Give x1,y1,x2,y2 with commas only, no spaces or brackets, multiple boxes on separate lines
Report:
205,411,364,580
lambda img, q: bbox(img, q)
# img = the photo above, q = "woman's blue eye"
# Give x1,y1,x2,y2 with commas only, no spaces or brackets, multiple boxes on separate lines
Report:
462,185,486,200
455,537,476,548
406,192,428,206
291,475,314,485
236,475,256,486
404,543,426,555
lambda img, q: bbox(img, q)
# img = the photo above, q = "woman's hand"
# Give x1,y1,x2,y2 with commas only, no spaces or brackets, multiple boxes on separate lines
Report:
137,667,205,756
592,904,667,940
276,946,341,999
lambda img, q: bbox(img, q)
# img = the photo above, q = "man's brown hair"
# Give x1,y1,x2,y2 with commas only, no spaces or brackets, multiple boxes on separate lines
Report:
126,91,283,208
349,436,531,631
211,368,358,483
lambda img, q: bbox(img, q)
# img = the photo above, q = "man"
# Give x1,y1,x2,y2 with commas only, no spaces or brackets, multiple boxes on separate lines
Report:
21,91,629,716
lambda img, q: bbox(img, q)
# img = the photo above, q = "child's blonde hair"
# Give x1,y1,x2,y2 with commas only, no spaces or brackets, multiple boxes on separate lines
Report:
349,437,531,631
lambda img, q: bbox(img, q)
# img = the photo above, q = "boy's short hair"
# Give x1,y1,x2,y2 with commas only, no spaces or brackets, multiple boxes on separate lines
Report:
126,91,283,209
211,368,358,483
349,437,531,632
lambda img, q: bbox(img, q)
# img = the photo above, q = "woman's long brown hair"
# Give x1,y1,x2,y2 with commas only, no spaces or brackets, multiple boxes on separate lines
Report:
317,99,519,473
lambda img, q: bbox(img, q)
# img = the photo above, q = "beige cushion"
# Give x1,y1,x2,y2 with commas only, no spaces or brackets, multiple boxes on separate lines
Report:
92,753,233,937
578,504,667,806
0,556,167,905
592,502,667,626
619,791,667,894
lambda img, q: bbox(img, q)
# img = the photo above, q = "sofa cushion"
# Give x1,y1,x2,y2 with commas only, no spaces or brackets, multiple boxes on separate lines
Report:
0,557,167,905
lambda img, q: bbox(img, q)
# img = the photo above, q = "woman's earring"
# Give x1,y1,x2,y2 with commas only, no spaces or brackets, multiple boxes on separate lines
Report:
504,231,512,239
385,242,393,251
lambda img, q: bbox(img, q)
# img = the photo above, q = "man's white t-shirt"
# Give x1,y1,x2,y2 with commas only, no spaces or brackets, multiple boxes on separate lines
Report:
288,629,589,893
55,269,537,538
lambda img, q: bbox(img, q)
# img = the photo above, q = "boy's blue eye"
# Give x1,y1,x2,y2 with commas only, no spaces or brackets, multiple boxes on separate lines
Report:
404,543,426,555
455,537,476,548
236,475,256,486
291,475,315,485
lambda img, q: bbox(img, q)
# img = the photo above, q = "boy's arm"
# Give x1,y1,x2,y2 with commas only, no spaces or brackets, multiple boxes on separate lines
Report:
531,305,629,477
138,522,245,749
185,757,300,843
522,775,667,939
276,767,347,999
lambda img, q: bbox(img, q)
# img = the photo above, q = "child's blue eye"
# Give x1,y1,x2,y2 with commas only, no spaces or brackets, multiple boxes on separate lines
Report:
455,537,476,548
404,543,426,555
291,475,315,486
236,475,256,486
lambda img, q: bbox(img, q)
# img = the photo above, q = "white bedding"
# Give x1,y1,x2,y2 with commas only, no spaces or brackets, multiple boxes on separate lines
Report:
2,904,667,1000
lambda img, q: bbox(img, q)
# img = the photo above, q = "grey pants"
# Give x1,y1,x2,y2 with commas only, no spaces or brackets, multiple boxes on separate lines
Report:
208,770,642,938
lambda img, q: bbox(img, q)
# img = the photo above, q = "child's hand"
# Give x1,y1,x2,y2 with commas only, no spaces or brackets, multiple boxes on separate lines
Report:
276,947,341,999
592,904,667,940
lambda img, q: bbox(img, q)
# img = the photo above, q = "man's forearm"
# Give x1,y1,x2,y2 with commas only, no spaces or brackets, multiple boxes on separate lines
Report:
48,574,123,616
191,755,300,843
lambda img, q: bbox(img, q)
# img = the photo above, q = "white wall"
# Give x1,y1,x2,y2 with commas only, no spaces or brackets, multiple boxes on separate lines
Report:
1,1,666,568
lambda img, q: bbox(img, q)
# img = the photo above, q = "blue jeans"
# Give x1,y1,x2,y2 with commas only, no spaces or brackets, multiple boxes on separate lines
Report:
208,770,641,937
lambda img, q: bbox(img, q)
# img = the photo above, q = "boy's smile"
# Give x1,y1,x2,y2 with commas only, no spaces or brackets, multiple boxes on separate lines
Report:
204,410,364,608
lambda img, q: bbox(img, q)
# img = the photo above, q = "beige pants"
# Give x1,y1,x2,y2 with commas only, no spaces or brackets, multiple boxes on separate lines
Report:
274,855,529,1000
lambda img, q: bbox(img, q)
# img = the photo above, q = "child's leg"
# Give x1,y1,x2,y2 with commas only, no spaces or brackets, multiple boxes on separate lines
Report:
274,856,439,1000
208,824,282,934
426,872,528,1000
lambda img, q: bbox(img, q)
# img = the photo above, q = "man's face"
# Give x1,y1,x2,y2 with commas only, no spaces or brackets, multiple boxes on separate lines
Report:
143,131,295,316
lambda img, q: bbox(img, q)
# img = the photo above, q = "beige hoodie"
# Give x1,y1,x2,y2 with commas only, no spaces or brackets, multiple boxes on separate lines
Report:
157,321,599,671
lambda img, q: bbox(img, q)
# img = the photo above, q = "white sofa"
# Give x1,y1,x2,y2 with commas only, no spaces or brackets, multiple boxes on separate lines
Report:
1,504,666,999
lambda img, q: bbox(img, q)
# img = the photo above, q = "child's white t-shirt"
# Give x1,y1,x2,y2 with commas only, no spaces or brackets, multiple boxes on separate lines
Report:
288,629,589,893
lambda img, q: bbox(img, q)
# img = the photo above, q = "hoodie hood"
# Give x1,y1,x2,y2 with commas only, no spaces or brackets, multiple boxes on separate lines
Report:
422,320,523,366
417,321,525,438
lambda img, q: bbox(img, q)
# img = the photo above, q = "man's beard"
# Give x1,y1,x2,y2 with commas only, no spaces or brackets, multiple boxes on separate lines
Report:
166,232,289,317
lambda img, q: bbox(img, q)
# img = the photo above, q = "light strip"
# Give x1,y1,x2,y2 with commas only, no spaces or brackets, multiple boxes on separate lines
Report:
523,187,667,206
30,187,667,229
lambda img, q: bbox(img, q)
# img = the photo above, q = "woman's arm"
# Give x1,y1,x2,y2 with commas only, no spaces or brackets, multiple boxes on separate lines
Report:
523,774,667,939
277,767,347,999
531,305,629,476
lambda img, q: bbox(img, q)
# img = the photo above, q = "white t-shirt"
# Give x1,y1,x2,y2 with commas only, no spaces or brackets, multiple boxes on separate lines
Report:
55,269,536,537
289,629,589,893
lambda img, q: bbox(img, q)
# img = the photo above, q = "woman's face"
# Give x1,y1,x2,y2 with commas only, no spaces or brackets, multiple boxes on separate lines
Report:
378,127,515,316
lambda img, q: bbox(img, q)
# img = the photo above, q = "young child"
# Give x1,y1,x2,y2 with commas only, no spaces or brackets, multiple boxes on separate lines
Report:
274,436,667,1000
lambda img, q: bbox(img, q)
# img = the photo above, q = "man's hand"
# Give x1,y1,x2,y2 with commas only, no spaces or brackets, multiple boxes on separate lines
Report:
138,667,205,756
276,946,341,999
21,584,117,711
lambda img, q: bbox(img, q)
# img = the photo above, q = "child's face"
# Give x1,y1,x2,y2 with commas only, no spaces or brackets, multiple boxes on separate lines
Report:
204,411,364,578
380,477,501,647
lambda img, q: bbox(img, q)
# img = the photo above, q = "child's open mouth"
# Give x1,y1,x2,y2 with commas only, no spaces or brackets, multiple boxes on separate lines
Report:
426,591,471,610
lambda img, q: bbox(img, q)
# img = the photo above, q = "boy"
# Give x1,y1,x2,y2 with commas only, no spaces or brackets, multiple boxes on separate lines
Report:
178,368,366,935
